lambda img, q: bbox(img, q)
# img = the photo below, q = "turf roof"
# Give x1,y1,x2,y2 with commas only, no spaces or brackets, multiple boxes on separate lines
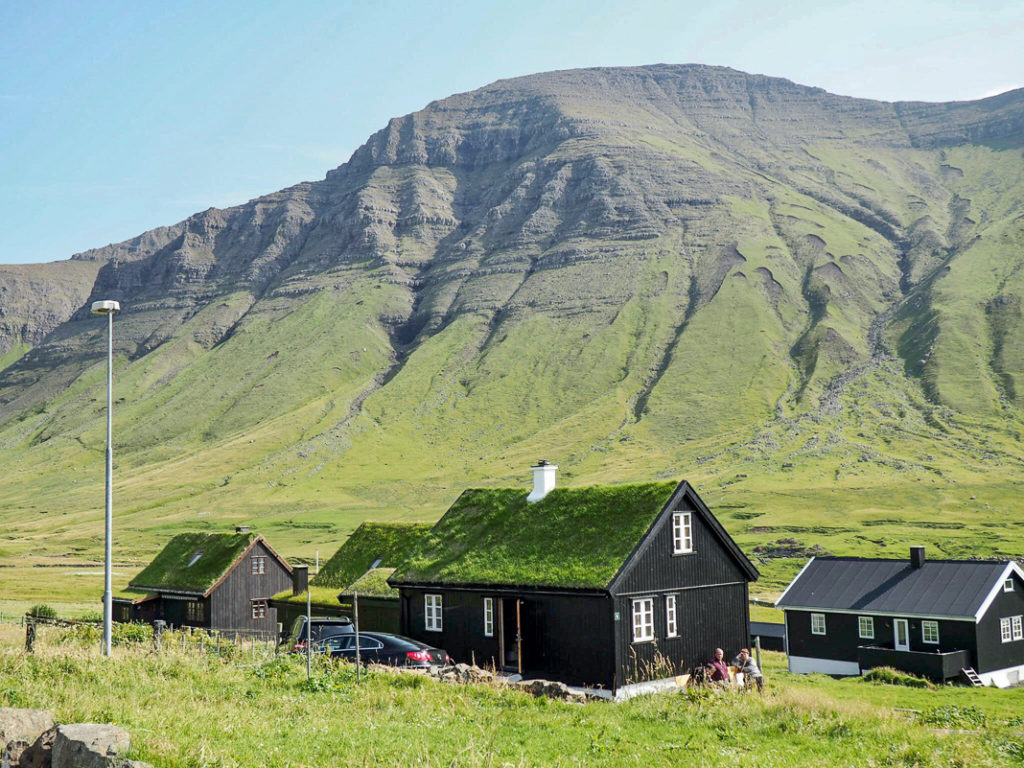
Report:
340,568,397,599
390,482,679,589
312,522,433,589
129,532,256,595
270,586,345,607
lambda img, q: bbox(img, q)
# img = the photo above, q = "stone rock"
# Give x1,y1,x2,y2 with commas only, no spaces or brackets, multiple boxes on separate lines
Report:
0,708,55,767
18,726,56,768
434,663,497,685
51,724,130,768
514,678,587,703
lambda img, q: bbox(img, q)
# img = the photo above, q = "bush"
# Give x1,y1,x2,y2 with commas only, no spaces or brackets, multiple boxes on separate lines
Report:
28,604,57,619
860,667,935,689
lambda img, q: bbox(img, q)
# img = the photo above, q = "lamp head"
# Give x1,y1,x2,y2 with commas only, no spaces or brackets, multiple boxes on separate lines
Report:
91,300,120,315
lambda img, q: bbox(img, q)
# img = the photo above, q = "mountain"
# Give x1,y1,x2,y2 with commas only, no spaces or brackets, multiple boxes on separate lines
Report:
2,65,1024,588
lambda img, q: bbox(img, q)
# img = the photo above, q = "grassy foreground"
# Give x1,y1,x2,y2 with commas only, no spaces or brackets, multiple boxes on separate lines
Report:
1,625,1022,767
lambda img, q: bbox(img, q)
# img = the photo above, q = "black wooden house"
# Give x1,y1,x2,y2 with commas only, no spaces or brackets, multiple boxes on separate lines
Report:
114,528,291,635
776,547,1024,687
389,466,759,692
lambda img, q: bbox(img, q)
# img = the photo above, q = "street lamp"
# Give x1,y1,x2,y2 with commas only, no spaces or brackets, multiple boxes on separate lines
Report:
92,299,120,657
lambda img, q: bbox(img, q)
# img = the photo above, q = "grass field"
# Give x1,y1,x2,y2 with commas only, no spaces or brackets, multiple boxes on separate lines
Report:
1,624,1022,767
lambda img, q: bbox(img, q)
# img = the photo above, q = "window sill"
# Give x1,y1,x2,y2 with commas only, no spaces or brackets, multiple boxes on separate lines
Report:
671,551,695,557
631,638,655,645
425,627,443,633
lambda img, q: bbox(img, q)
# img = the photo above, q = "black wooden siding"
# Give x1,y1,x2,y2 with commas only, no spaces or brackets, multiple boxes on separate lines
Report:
613,495,748,593
976,570,1024,673
207,540,291,633
612,582,748,689
401,587,616,688
784,609,977,665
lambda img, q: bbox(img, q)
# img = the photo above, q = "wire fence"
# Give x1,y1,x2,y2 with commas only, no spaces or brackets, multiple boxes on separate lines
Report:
18,615,282,659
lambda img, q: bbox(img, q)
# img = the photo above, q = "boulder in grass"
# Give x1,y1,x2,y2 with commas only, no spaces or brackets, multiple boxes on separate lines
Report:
0,708,55,766
18,726,57,768
51,724,130,768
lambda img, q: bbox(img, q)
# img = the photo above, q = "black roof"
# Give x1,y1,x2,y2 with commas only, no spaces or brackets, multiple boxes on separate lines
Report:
776,557,1015,620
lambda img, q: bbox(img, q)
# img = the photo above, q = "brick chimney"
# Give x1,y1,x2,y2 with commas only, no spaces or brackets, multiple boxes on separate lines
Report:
527,460,557,503
910,546,926,568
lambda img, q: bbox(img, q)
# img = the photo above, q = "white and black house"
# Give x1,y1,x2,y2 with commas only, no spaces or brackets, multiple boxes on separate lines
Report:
776,546,1024,687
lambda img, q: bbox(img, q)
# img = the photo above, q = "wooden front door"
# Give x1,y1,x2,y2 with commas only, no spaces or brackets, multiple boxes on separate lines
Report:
499,598,523,674
894,619,910,651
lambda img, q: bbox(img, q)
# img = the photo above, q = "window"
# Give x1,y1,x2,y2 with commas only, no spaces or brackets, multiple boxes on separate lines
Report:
922,620,939,644
251,556,266,575
672,512,693,554
666,595,678,638
483,597,494,637
1014,616,1023,642
632,598,654,642
858,616,874,640
425,594,443,632
251,599,267,620
186,601,204,622
1001,617,1013,643
811,613,826,635
1005,578,1015,593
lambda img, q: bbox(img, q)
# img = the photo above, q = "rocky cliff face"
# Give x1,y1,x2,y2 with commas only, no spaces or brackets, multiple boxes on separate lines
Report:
1,65,1023,545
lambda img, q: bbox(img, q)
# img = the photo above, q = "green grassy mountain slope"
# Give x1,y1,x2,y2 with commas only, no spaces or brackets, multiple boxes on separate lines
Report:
1,65,1023,593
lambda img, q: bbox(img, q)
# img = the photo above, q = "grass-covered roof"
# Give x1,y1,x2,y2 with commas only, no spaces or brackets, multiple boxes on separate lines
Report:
340,568,397,599
130,532,256,595
391,482,679,589
270,586,346,607
312,521,433,589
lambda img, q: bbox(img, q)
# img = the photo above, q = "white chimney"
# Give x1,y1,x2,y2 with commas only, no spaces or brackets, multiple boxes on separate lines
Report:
527,460,557,502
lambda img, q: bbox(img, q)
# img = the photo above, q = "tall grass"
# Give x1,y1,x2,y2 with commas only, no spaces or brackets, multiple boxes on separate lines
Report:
1,626,1021,767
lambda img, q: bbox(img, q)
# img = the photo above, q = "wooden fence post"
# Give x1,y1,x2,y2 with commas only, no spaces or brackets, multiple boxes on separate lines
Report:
25,618,36,653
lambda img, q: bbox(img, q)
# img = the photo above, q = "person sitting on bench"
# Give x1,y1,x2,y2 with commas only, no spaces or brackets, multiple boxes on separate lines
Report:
735,648,764,692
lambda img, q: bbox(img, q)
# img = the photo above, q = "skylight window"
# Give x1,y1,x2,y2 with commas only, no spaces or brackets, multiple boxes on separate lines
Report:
370,556,383,569
187,552,203,567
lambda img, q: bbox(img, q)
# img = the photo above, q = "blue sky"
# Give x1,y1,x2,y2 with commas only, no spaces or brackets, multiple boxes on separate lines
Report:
1,0,1021,265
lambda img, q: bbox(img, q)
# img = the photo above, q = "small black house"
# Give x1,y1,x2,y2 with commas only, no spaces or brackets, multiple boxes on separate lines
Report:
776,547,1024,687
389,464,759,692
114,528,291,635
269,521,432,633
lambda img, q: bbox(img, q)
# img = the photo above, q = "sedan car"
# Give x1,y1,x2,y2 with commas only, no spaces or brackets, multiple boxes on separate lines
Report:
315,631,450,668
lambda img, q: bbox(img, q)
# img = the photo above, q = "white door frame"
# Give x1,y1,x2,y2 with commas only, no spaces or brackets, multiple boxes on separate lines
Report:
894,618,910,651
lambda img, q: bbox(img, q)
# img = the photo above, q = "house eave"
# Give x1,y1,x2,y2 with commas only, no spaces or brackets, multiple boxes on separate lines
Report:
389,580,608,597
777,605,977,623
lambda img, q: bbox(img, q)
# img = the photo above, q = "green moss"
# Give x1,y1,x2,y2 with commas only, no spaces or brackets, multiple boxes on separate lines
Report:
129,533,255,594
340,568,396,599
392,482,678,588
312,522,433,590
270,586,344,607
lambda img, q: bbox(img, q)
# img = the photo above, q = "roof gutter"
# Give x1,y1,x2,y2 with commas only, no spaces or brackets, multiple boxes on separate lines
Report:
388,581,608,597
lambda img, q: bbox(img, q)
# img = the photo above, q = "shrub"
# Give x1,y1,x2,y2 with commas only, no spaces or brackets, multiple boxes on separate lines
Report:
860,667,935,689
28,604,57,619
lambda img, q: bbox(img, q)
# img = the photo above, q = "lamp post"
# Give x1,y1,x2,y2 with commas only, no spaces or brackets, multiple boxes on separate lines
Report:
91,299,120,657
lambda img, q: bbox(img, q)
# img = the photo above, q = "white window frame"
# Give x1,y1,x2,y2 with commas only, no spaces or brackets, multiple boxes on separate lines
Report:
1001,617,1013,643
922,620,939,644
251,555,266,575
1005,578,1015,593
1014,615,1023,642
482,597,494,637
858,616,874,640
811,613,826,635
632,598,654,643
425,594,443,632
672,512,693,554
666,595,678,638
251,599,267,620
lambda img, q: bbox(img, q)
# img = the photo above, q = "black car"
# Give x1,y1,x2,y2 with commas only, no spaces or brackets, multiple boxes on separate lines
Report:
288,616,353,653
315,631,449,668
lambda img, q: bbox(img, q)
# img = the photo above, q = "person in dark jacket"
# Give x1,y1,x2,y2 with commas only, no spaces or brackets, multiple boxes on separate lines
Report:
707,647,730,685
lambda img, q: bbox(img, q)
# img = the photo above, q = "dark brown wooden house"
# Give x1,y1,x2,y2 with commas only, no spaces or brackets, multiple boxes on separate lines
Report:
390,466,759,693
269,521,431,634
114,528,291,636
